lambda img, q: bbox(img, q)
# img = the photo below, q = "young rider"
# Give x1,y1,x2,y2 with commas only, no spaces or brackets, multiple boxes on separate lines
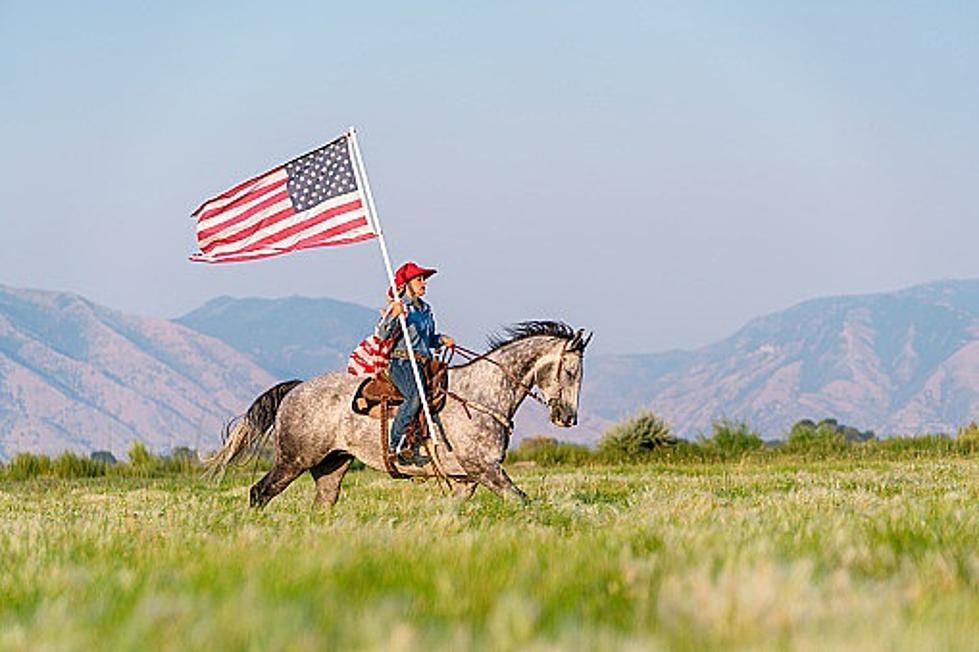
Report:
377,261,455,461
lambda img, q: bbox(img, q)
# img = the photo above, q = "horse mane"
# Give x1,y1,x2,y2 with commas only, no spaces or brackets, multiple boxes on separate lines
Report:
486,320,577,353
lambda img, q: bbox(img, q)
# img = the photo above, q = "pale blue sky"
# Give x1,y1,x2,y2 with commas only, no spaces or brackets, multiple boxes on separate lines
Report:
1,2,977,353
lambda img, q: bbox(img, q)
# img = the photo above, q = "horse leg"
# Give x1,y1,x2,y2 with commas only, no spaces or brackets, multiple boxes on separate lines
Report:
309,452,355,511
451,481,478,501
250,461,304,509
476,464,528,503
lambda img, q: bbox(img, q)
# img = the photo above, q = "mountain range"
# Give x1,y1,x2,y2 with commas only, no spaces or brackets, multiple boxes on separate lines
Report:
572,280,979,440
175,295,377,379
2,279,979,458
0,286,274,459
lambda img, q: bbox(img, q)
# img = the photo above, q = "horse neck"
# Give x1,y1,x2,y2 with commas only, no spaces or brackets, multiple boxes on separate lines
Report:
454,337,555,416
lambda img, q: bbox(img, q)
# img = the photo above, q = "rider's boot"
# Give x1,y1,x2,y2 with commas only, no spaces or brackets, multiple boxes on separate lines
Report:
394,420,413,464
388,422,405,465
397,420,430,466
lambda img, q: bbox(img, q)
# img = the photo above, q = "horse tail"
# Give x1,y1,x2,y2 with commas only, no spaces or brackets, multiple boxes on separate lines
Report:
204,380,303,480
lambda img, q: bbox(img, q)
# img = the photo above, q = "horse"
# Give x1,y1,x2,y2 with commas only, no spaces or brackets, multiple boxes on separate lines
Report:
205,321,591,509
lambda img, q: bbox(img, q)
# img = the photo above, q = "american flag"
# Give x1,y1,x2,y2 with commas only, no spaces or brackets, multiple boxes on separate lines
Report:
347,332,393,377
190,133,376,263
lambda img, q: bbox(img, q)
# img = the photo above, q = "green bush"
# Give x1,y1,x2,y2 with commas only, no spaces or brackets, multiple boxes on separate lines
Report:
128,441,153,467
508,436,592,466
955,422,979,454
699,419,763,460
813,418,876,443
124,442,204,476
157,446,201,474
645,439,712,463
2,445,202,481
52,452,106,478
597,412,674,462
5,453,52,481
785,419,848,456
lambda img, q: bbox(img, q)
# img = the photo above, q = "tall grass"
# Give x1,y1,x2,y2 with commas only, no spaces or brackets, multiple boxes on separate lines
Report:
697,419,764,460
5,420,977,481
506,436,591,466
0,442,203,481
509,421,979,468
1,458,977,649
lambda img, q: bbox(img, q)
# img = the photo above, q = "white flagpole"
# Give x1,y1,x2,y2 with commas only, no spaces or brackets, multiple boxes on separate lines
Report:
347,128,442,459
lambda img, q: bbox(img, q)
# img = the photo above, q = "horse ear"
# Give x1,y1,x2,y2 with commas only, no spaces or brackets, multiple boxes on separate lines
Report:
581,331,593,350
569,328,593,352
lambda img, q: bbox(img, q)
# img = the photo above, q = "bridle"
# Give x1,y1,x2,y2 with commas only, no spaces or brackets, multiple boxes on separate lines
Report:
451,342,571,410
437,341,574,435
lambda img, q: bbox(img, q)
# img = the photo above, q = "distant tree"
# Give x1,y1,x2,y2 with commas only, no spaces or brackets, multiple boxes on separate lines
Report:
956,422,979,453
785,418,854,453
841,426,875,443
128,441,152,467
813,418,876,443
699,419,763,458
169,447,198,462
90,450,117,465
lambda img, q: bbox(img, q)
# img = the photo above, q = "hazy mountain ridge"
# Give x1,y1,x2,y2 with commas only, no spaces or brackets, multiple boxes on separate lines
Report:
4,279,979,458
0,286,275,459
611,280,979,439
176,295,378,379
172,280,979,443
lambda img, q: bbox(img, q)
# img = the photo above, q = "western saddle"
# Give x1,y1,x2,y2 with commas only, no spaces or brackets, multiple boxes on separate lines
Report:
351,359,449,478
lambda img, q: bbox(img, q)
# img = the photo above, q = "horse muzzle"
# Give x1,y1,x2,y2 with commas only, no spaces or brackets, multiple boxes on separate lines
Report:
548,400,577,428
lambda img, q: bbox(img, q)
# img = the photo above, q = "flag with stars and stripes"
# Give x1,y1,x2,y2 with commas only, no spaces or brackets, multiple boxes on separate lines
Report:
347,331,393,377
190,133,375,263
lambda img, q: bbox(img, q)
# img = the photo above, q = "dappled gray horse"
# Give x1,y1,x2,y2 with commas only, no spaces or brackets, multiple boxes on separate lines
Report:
206,321,591,509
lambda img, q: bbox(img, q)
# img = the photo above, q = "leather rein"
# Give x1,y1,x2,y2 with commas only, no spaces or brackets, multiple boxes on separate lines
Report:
450,344,552,408
436,342,570,434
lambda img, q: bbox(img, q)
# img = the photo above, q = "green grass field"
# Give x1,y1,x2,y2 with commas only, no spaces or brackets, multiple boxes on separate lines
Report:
2,458,978,651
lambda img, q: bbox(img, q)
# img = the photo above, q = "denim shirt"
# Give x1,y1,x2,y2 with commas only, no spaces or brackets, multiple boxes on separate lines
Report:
377,296,443,359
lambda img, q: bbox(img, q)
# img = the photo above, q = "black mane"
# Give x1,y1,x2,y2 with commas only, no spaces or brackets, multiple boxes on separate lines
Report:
487,320,577,352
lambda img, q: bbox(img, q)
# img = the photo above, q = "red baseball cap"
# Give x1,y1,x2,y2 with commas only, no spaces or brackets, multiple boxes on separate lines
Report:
389,261,437,296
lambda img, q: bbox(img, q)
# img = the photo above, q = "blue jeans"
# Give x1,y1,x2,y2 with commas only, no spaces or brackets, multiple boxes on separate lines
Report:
388,358,424,450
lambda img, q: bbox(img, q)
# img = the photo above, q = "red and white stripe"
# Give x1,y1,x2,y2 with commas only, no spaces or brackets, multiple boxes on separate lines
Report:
347,334,393,377
190,166,375,264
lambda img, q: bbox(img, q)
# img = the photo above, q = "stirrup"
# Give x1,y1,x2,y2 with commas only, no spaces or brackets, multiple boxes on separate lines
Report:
397,449,429,467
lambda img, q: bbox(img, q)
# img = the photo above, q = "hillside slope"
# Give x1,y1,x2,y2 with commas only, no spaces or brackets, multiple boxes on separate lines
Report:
176,295,377,379
0,286,275,458
612,279,979,439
